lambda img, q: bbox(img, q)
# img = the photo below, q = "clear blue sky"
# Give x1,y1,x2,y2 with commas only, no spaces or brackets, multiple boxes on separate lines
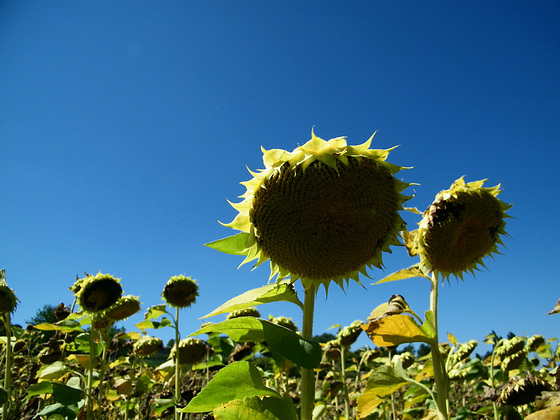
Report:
1,1,559,351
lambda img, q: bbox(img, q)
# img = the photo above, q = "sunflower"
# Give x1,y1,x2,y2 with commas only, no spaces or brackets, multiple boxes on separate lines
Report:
415,177,511,280
216,131,412,291
74,272,123,314
162,275,199,308
105,295,141,321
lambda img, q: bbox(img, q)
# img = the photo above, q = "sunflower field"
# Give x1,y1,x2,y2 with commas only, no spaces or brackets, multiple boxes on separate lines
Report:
1,133,559,420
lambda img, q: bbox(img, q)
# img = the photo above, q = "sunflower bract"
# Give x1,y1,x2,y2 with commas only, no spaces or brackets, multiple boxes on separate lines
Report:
222,131,412,292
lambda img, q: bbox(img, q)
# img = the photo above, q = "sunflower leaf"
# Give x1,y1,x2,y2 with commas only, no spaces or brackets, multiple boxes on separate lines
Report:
201,282,303,319
357,364,410,417
180,361,281,413
213,395,298,420
189,318,321,369
372,264,430,285
205,233,250,255
361,314,433,347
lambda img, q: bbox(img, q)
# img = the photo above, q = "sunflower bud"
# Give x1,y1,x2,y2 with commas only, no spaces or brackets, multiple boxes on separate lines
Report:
226,307,261,319
162,275,198,308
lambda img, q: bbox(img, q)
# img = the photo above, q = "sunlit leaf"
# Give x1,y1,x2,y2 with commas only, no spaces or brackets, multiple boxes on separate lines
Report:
190,317,321,368
135,317,173,334
448,332,458,346
180,361,281,413
361,314,433,347
547,299,560,315
36,361,70,380
34,318,86,333
205,233,250,255
145,304,169,320
357,364,410,417
372,264,430,285
213,395,298,420
26,381,54,398
202,282,303,319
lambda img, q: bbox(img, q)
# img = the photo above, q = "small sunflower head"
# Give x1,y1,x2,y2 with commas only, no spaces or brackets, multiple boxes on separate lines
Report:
134,336,163,357
338,320,363,347
498,374,552,406
75,273,123,314
416,177,511,281
171,338,208,365
226,307,261,319
105,295,141,321
219,131,412,292
269,315,298,332
0,270,18,315
162,275,199,308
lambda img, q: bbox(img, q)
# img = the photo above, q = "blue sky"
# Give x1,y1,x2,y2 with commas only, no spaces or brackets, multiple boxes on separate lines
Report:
1,1,559,352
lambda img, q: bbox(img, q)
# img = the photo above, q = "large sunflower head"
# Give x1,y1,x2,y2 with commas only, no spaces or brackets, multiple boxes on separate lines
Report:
415,177,511,280
75,272,123,314
217,131,412,292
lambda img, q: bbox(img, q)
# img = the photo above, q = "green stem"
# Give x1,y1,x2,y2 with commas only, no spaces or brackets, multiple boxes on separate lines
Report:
87,321,96,420
300,285,316,420
174,306,181,420
430,273,449,420
340,345,351,419
2,314,12,420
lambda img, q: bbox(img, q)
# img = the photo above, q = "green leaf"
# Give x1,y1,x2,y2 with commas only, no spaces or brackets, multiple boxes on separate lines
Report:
213,395,298,420
0,387,8,405
357,364,410,417
420,311,437,340
135,317,173,333
190,318,321,368
372,264,430,285
37,361,70,381
180,361,281,413
34,318,86,333
202,282,303,319
52,382,84,406
145,304,169,320
26,381,54,398
205,233,250,255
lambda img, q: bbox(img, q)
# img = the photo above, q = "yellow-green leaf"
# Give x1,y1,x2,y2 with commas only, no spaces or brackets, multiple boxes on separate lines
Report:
361,314,431,347
205,233,250,255
372,264,430,285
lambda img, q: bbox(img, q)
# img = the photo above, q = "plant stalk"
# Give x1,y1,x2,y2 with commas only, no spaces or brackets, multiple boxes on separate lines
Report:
430,273,449,420
87,321,96,420
174,306,181,420
300,285,316,420
2,314,12,420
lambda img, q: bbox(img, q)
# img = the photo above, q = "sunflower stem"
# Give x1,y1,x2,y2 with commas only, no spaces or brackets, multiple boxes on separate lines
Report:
430,273,449,420
300,285,316,420
174,306,182,420
87,320,96,420
2,314,13,420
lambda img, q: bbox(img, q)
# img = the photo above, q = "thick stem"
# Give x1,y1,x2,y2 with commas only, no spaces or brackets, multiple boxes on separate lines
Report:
87,323,95,420
300,285,316,420
430,273,449,420
174,306,181,420
340,345,351,419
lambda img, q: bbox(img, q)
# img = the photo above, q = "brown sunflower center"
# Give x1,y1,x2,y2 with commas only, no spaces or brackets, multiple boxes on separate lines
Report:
424,190,504,272
249,157,401,280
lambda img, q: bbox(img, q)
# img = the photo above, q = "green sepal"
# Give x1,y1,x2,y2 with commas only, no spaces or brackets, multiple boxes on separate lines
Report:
205,233,250,255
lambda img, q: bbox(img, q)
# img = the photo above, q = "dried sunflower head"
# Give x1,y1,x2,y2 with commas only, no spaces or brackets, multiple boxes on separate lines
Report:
75,273,123,314
162,275,199,308
338,320,363,347
416,177,511,280
105,295,141,321
498,374,552,406
0,270,18,315
216,131,412,292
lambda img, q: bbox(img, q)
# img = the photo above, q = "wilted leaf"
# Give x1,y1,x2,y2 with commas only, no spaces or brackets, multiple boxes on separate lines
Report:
213,395,298,420
372,264,430,285
205,233,250,255
180,361,281,413
547,299,560,315
201,282,303,319
190,318,321,368
362,314,433,347
525,406,560,420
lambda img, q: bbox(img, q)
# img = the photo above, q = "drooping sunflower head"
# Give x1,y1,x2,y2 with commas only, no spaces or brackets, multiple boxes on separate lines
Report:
134,336,163,358
415,177,511,281
171,338,208,365
220,131,412,292
105,295,141,321
0,269,18,315
75,272,123,314
162,275,199,308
